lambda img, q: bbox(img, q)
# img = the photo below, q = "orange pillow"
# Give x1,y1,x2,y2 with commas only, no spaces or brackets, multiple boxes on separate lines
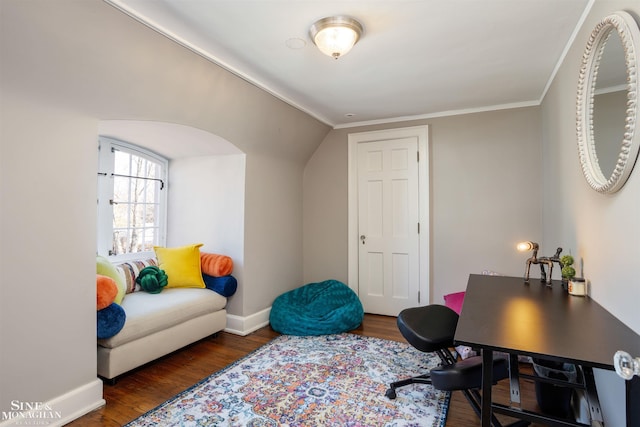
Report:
97,274,118,310
200,252,233,277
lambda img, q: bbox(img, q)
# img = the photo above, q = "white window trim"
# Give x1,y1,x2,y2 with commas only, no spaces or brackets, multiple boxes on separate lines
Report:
97,136,168,261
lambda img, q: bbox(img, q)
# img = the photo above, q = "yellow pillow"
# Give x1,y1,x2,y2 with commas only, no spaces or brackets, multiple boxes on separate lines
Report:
154,244,206,289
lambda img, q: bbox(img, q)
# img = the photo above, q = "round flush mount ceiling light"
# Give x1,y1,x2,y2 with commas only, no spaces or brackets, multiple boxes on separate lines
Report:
309,16,363,59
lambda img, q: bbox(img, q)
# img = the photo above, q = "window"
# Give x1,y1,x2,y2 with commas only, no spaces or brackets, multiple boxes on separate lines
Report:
97,137,167,260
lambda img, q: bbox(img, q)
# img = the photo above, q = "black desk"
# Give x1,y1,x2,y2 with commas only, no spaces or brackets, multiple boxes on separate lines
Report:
454,274,640,426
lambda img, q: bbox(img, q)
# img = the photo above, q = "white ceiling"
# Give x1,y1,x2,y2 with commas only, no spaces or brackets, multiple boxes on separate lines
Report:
106,0,592,128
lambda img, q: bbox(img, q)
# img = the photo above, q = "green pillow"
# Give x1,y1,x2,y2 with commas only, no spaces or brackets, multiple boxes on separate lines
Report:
136,266,168,294
97,255,126,304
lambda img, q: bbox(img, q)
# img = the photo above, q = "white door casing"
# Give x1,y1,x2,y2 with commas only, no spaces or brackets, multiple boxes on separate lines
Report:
348,126,430,316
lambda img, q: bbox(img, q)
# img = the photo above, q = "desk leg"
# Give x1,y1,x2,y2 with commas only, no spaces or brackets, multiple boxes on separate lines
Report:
583,366,604,424
509,354,521,405
481,349,493,427
628,376,640,427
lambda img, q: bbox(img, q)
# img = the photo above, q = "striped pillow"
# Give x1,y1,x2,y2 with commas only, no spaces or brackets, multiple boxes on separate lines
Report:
116,259,158,294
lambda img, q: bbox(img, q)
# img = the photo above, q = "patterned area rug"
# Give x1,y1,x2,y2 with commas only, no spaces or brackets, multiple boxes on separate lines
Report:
125,334,450,427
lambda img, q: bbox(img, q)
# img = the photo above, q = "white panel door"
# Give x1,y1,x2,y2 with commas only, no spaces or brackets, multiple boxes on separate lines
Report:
357,137,420,316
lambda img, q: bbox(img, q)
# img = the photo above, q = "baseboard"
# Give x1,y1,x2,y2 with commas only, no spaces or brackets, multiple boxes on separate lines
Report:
0,378,104,427
225,307,271,336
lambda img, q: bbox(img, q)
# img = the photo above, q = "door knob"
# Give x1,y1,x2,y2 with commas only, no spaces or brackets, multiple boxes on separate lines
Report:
360,235,366,244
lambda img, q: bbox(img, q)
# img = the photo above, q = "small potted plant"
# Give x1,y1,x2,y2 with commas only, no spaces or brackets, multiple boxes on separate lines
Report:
560,255,576,289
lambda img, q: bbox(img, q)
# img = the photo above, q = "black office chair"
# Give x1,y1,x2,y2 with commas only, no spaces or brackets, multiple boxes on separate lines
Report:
386,304,529,427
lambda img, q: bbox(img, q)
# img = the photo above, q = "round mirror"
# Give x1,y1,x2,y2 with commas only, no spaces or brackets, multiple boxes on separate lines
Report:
576,12,640,193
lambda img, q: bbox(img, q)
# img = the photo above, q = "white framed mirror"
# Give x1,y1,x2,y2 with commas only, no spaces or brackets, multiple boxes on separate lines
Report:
576,11,640,194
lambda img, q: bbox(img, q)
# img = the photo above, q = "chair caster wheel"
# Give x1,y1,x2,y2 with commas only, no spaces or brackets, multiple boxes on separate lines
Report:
385,388,396,399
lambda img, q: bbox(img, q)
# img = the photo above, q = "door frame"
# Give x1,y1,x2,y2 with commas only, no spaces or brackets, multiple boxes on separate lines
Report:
347,125,430,307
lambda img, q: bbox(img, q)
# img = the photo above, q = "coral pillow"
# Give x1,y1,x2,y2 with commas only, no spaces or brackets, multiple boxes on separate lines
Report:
97,255,126,304
154,244,206,289
200,252,233,277
97,274,118,310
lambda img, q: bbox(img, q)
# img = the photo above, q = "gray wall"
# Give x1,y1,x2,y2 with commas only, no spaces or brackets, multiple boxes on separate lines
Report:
303,107,543,305
1,91,101,419
0,0,328,417
543,1,640,333
169,154,246,316
541,1,640,424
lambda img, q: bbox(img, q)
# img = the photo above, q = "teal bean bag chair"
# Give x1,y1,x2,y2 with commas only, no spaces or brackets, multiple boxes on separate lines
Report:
270,280,364,336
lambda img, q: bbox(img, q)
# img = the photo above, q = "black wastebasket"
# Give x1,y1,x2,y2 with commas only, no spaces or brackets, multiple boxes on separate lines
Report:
532,359,577,419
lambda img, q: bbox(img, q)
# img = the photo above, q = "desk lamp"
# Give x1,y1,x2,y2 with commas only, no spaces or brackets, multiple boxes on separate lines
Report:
517,241,563,285
614,350,640,379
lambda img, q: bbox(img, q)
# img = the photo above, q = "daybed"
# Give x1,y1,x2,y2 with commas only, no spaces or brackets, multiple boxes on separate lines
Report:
96,245,235,380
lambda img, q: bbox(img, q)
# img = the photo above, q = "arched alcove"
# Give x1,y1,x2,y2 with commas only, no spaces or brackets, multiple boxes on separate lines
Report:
98,120,243,159
97,120,245,317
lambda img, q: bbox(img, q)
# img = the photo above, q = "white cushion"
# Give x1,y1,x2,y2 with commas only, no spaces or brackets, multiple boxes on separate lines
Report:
98,288,226,348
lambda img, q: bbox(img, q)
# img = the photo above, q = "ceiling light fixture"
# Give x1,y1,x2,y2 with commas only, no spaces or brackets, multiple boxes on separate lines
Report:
310,16,363,60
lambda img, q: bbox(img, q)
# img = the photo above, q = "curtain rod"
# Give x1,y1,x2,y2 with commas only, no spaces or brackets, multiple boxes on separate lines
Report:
97,172,165,190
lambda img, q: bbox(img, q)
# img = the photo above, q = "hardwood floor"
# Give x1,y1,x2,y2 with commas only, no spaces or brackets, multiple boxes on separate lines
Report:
69,314,545,426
